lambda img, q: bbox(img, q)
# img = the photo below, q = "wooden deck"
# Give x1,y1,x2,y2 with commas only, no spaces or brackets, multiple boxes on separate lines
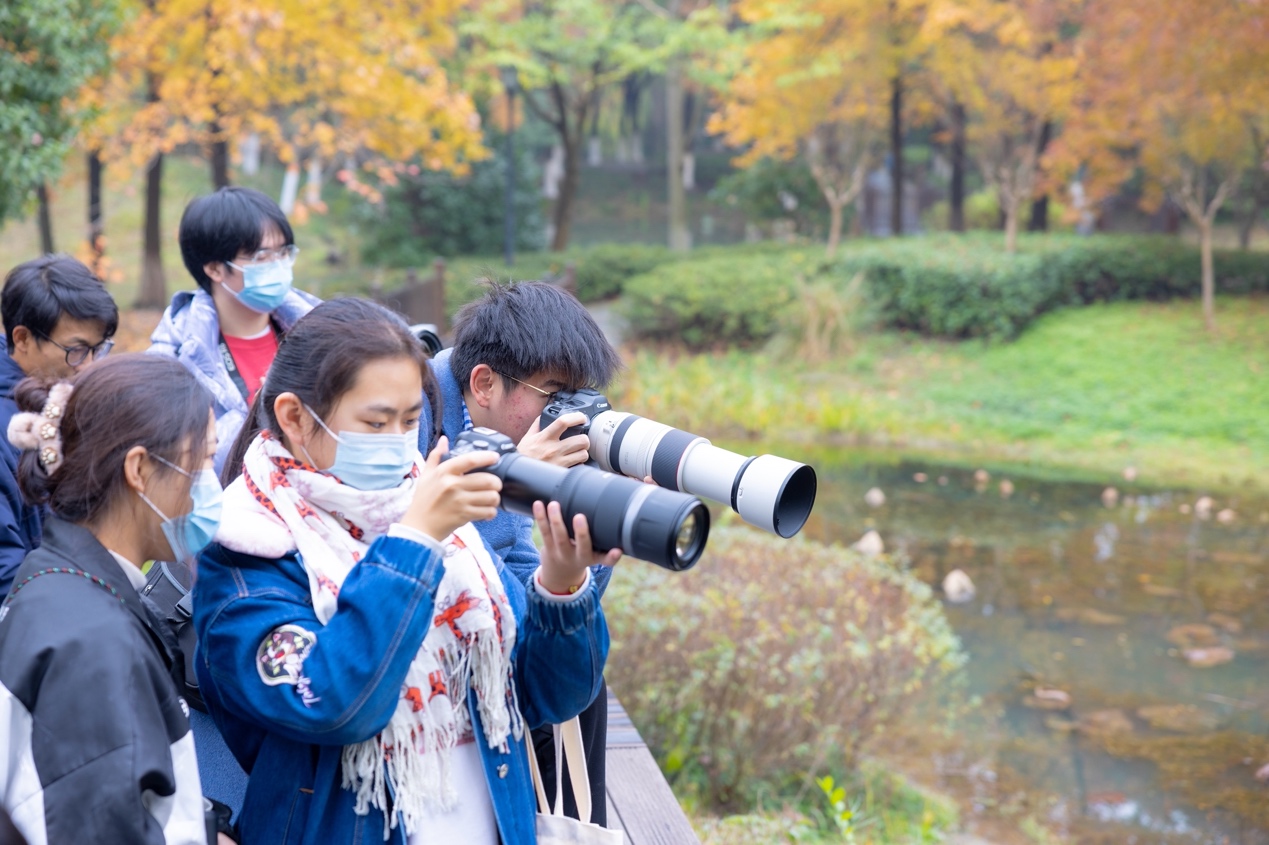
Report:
604,689,701,844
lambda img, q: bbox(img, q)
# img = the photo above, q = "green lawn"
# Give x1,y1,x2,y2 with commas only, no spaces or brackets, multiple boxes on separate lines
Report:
611,296,1269,493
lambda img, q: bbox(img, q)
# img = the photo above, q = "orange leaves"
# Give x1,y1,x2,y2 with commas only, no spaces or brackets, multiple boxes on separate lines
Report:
1066,0,1269,212
88,0,486,180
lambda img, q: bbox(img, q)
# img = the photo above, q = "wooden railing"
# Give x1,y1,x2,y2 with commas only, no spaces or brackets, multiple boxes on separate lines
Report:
605,690,701,844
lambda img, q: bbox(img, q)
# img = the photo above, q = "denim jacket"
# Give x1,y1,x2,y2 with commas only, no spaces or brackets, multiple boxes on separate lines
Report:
192,533,608,845
147,288,320,474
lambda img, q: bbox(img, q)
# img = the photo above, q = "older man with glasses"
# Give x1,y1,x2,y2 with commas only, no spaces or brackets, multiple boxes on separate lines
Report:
0,254,119,597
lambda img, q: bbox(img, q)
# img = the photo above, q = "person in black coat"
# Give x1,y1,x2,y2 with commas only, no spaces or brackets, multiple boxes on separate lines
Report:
0,354,231,844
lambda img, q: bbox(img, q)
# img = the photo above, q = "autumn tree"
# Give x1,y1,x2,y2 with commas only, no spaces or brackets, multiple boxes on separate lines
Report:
1064,0,1269,329
921,0,1078,252
709,0,890,256
0,0,120,250
632,0,730,252
89,0,485,307
466,0,674,251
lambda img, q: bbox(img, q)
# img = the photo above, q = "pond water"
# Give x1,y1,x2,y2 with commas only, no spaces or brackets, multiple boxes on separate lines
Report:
767,446,1269,843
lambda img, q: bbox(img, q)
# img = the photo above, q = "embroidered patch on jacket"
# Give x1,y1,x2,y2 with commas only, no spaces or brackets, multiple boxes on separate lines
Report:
257,624,317,687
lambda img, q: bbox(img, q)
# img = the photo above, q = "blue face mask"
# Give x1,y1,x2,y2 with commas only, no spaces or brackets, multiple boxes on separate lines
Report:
224,257,294,314
303,405,420,491
139,458,224,562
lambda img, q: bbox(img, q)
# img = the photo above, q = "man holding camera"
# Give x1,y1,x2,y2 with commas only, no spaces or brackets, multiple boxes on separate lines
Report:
426,280,622,824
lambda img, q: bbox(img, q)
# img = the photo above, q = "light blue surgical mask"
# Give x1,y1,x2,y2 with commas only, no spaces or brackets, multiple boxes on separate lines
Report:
138,457,224,562
224,252,297,314
302,405,420,491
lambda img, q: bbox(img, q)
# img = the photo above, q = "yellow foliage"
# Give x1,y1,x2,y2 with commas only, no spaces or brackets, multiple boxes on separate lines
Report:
84,0,485,177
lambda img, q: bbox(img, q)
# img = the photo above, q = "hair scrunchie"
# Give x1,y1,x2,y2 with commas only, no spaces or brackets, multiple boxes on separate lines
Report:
7,382,74,473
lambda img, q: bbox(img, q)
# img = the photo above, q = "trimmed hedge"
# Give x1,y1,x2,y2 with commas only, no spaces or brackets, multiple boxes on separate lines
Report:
620,250,818,349
571,243,676,302
622,234,1269,346
845,235,1269,340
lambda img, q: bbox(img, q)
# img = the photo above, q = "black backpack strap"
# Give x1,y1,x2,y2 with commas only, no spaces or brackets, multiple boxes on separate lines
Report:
142,560,206,712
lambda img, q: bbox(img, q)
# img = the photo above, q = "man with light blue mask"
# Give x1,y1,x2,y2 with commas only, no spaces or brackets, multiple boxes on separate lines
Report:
149,187,321,476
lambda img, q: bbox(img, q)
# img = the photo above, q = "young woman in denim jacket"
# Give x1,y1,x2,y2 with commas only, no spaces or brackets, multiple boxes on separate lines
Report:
192,298,616,845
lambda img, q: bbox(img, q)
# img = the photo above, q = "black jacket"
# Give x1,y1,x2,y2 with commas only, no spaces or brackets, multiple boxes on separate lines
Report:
0,518,206,844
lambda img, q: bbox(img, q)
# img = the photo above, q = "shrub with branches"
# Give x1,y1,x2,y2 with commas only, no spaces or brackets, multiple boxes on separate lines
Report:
603,527,966,810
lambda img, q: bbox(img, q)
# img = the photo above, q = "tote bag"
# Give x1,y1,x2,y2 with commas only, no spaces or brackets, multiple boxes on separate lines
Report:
528,717,625,845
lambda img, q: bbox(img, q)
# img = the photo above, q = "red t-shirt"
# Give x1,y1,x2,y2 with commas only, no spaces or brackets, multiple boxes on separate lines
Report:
221,329,279,403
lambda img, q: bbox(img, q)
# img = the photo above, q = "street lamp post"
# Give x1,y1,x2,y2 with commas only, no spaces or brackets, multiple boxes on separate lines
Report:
500,66,519,268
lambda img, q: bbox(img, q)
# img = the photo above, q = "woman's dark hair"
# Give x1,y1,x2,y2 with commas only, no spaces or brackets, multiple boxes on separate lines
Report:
15,355,212,523
178,187,295,292
221,298,440,484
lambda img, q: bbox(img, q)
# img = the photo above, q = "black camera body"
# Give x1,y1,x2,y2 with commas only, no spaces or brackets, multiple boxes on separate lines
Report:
539,389,611,438
447,426,518,462
444,426,708,571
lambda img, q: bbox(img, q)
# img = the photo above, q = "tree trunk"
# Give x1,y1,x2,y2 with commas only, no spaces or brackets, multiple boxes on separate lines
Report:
1238,197,1262,250
1004,197,1020,254
890,74,904,237
826,200,844,259
666,55,690,251
1027,120,1053,231
137,152,167,309
1028,195,1050,232
551,136,582,251
87,152,104,273
210,135,230,189
1199,219,1215,331
279,163,300,214
36,183,55,254
949,101,966,232
305,158,322,206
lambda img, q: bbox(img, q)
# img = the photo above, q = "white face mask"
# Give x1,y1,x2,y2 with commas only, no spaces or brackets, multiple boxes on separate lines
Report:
302,405,420,491
136,457,224,561
224,250,297,313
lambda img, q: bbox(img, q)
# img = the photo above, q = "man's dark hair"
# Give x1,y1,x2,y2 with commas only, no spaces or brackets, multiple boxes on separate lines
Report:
178,186,295,292
449,281,622,396
1,255,120,353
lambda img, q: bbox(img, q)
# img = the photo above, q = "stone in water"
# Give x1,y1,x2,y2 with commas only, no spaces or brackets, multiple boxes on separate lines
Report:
943,569,976,603
1183,647,1235,668
853,530,884,557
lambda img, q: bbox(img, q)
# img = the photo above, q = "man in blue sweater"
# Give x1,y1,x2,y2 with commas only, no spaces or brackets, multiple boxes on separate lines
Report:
426,280,622,824
0,255,118,597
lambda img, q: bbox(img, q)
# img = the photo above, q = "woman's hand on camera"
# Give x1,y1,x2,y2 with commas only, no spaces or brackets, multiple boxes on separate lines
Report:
517,413,592,468
534,500,621,595
401,436,503,541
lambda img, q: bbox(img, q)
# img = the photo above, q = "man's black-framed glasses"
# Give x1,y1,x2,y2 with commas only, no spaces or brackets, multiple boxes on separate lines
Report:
36,332,115,367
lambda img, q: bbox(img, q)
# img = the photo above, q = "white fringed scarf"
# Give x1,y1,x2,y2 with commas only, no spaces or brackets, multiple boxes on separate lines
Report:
215,432,522,836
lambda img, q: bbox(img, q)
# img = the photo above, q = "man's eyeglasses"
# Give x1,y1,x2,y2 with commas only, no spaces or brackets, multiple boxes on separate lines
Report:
36,332,114,367
236,244,299,266
496,371,557,401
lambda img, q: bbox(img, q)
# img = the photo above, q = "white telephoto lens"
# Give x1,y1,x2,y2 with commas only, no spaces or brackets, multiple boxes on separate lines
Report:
734,454,818,538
